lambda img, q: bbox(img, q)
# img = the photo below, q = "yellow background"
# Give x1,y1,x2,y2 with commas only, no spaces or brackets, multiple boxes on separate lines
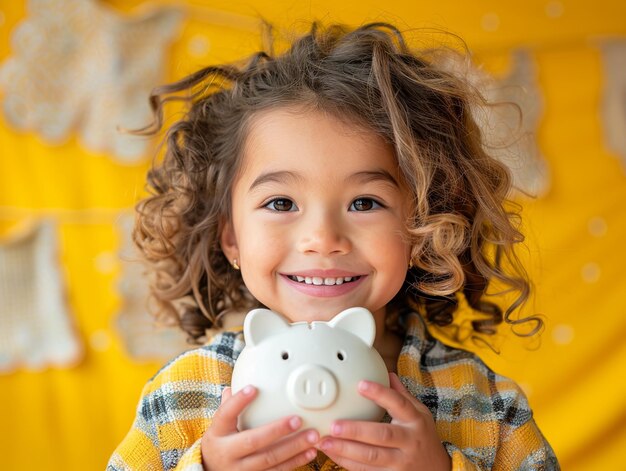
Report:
1,1,625,469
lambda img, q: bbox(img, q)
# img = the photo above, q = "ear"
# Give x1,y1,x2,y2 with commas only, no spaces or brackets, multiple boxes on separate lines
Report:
328,307,376,347
243,309,290,347
219,218,239,264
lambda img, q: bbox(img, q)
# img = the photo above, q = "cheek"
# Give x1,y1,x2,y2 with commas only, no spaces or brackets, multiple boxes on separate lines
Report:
366,224,410,259
238,221,288,269
232,215,291,301
368,228,410,282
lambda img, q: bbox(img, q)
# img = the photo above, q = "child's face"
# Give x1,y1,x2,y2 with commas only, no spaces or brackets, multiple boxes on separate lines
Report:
221,107,412,325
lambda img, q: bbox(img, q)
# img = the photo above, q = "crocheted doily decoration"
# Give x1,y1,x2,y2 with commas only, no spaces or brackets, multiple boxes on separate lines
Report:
0,0,182,162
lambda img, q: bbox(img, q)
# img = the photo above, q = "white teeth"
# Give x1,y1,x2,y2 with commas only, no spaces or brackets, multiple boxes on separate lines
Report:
290,275,359,285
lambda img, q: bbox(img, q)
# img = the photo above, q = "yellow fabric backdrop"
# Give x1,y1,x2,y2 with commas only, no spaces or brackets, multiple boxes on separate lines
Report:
0,1,625,469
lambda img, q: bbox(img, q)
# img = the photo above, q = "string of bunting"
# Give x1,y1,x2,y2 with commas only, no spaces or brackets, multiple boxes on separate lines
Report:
0,206,132,225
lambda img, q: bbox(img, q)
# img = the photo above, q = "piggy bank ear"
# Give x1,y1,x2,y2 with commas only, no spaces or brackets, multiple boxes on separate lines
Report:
328,307,376,347
243,309,290,347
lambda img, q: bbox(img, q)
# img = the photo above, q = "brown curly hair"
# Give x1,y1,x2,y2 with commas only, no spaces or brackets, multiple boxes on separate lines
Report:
133,22,541,343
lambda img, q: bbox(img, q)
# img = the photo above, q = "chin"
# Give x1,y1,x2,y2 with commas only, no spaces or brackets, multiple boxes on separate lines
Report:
283,305,361,324
282,312,333,324
262,294,371,323
265,303,326,322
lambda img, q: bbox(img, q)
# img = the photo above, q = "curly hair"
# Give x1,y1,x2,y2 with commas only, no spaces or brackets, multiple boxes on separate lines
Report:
133,22,541,343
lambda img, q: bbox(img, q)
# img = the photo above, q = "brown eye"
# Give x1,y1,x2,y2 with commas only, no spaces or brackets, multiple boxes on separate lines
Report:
281,351,289,360
350,198,380,211
266,198,295,211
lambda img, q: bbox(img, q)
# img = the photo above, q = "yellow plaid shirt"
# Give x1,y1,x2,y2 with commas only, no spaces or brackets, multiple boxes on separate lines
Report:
108,311,559,470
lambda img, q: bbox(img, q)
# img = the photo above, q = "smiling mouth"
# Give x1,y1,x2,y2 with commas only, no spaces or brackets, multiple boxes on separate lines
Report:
286,275,362,286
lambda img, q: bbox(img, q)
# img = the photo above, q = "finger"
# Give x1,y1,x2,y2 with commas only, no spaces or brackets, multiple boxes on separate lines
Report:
388,373,432,415
234,415,311,456
388,372,407,394
210,385,257,436
318,438,399,468
322,454,387,471
272,448,318,471
242,427,320,469
388,373,415,401
327,420,408,447
221,386,232,404
357,379,422,422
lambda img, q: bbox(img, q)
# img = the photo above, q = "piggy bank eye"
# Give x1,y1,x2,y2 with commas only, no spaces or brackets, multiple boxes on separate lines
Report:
281,351,289,360
336,350,346,361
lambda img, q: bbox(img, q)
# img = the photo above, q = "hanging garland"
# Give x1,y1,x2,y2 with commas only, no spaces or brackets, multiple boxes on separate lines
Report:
0,220,82,373
0,0,183,162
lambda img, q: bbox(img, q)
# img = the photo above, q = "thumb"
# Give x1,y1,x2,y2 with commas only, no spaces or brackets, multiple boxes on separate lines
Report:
221,386,232,404
389,372,431,416
389,372,412,398
210,385,257,436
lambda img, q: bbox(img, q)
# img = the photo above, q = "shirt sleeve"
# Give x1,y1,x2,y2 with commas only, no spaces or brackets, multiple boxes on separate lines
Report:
443,442,484,470
492,412,560,470
440,384,559,471
492,384,559,470
171,439,205,471
107,332,242,470
107,375,210,470
106,377,168,470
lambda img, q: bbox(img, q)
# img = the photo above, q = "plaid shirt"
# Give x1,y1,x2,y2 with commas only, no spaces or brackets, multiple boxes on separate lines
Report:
108,311,559,470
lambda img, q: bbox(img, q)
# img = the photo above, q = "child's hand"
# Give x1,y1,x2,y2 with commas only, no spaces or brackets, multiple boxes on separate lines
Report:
201,385,319,471
317,373,451,471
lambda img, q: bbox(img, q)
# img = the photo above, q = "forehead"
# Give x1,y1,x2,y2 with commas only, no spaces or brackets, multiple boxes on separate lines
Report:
237,106,400,185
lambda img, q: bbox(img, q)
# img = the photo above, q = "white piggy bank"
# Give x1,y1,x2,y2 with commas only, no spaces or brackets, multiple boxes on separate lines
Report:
230,307,390,436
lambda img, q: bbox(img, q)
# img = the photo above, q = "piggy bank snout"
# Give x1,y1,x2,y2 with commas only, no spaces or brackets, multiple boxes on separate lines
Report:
287,364,338,410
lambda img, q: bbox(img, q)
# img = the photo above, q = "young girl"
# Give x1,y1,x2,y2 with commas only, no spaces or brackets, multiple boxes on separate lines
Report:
108,23,559,470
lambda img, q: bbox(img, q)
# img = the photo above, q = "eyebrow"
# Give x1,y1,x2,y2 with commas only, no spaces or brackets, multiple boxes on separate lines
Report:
248,171,305,192
248,168,400,192
348,170,401,188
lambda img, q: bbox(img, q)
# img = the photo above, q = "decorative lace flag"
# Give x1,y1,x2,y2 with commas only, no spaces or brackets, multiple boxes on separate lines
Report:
478,51,549,197
115,215,192,361
0,0,183,162
599,39,626,172
0,221,82,373
440,50,549,197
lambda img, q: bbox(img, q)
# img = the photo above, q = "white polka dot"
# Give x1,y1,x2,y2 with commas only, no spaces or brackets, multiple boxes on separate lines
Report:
94,251,117,274
581,262,601,283
545,1,564,18
552,324,575,345
188,35,211,57
90,330,111,352
481,13,500,32
588,216,608,237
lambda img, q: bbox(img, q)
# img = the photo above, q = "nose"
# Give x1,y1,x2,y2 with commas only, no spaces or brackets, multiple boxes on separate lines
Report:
296,212,352,256
287,364,338,410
